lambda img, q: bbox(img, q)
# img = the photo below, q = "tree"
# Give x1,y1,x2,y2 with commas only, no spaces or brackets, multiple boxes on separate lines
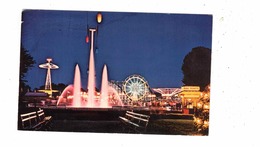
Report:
181,46,211,91
19,45,36,95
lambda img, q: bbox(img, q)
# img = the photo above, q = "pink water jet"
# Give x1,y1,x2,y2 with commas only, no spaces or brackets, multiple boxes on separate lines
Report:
73,64,82,107
57,85,74,105
108,86,124,106
87,29,96,107
100,64,110,108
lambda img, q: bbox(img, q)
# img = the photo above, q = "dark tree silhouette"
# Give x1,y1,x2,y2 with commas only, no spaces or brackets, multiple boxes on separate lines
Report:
19,45,36,95
181,46,211,91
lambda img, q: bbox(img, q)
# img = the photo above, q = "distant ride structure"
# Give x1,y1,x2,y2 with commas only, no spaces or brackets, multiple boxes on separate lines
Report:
38,58,59,97
123,74,150,102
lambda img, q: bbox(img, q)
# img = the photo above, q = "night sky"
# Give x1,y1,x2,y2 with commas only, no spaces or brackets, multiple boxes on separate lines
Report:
21,10,212,90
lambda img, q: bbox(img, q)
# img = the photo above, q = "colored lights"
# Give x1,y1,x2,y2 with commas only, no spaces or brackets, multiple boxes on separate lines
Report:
203,104,210,110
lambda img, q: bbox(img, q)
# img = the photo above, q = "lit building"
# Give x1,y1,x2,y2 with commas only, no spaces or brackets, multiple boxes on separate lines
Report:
179,86,201,114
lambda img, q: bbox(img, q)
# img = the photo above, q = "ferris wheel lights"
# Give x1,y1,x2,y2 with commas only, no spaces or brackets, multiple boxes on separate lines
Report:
123,74,149,101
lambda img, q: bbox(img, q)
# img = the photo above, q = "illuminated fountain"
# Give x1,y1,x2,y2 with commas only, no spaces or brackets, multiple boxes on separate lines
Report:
100,65,109,107
57,28,121,108
57,63,118,108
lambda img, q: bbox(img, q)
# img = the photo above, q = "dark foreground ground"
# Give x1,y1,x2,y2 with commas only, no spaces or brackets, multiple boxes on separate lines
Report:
49,119,201,135
18,107,203,136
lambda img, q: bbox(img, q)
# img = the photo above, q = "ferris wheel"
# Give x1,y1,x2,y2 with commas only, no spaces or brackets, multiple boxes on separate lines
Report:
123,74,149,101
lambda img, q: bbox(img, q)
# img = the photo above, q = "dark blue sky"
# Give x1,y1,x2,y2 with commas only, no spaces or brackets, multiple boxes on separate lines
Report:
21,10,212,90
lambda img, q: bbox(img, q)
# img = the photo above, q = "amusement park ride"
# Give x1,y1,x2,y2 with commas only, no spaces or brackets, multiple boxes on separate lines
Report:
123,74,150,102
38,58,59,97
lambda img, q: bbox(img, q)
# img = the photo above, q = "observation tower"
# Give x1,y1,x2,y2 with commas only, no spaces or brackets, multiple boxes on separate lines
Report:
39,58,59,97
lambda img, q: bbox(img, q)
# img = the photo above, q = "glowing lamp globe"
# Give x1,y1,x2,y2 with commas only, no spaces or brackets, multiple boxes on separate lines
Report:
97,12,102,23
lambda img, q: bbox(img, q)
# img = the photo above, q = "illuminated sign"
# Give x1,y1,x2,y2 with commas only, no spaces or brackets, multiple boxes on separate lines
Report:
181,86,200,91
180,86,201,99
180,92,201,98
